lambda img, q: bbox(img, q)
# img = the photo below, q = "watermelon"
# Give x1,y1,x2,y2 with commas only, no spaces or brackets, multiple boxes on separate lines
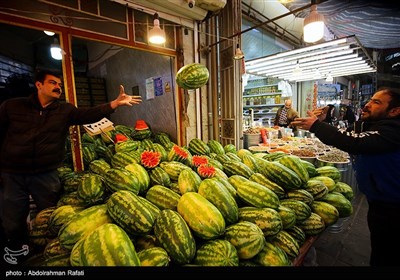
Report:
153,209,196,265
58,204,113,250
197,178,239,225
176,63,209,90
224,221,265,259
268,230,300,259
193,239,239,266
137,247,170,266
252,241,291,266
311,200,340,226
177,192,225,240
80,223,140,266
106,190,156,235
238,206,282,236
177,168,202,194
145,185,181,211
77,173,105,205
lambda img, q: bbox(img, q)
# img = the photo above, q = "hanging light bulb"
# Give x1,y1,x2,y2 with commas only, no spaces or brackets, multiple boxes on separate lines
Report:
313,68,322,79
233,43,245,60
303,4,325,43
50,38,63,60
325,72,333,83
148,13,166,44
292,60,302,76
44,30,55,36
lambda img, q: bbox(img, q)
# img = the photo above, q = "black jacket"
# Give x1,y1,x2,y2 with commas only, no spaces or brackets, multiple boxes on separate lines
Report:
310,118,400,204
0,93,115,174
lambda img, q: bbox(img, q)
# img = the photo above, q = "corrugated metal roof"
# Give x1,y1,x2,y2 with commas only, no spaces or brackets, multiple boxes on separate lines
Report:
282,0,400,50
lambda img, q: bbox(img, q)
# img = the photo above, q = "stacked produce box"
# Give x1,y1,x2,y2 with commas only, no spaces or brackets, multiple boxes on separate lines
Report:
27,123,354,266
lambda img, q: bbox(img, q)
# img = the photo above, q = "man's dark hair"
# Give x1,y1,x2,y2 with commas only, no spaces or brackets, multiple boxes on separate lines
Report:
34,69,61,83
378,87,400,110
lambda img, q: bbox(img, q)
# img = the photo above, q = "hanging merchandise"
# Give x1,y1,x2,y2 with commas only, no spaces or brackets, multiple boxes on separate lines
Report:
313,82,318,110
278,80,293,98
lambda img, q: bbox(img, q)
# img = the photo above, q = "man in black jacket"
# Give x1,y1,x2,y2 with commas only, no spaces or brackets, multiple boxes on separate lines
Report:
291,87,400,266
0,69,141,261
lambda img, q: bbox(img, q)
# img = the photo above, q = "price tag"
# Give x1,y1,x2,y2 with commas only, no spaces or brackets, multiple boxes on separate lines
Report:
83,117,114,136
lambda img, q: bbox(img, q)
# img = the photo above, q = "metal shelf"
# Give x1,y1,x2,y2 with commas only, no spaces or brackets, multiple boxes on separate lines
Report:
244,83,278,90
243,92,281,97
243,104,284,108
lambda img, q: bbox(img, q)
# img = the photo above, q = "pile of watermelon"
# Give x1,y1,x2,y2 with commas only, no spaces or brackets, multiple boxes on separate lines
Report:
27,124,354,266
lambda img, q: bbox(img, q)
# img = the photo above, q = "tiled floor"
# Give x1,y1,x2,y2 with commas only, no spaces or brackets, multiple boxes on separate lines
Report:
303,189,371,266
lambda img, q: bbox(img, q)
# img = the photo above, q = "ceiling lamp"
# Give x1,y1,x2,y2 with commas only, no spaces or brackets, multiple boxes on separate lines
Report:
292,60,302,76
325,72,333,83
44,30,55,36
233,44,245,60
313,68,322,79
148,13,166,44
50,38,63,60
303,4,325,43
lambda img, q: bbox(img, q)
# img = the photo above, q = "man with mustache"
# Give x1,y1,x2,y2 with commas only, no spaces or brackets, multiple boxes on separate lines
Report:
0,69,142,262
291,87,400,266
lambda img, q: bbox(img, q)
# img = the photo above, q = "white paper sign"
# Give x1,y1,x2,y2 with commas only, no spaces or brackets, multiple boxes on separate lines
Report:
146,77,155,100
83,117,114,136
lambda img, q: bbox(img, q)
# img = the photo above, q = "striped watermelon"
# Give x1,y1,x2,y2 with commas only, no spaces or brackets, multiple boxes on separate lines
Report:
58,204,113,250
125,163,150,193
77,173,105,205
252,241,291,266
48,205,84,235
177,168,202,194
277,205,297,229
223,221,265,259
145,185,181,211
228,175,280,209
89,159,111,177
177,192,225,240
104,167,141,194
197,178,239,225
106,190,155,234
193,239,239,266
238,206,282,236
111,152,139,168
176,63,209,90
80,223,140,266
43,238,71,259
268,230,300,259
311,200,340,226
137,247,170,266
297,212,326,236
149,166,171,187
153,209,196,265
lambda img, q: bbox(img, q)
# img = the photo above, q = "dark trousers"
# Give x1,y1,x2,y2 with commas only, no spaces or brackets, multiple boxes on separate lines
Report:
0,171,62,250
367,201,400,266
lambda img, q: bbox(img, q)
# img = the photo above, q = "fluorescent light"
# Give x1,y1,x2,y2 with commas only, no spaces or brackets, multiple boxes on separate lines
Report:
255,55,362,76
148,13,166,44
245,36,376,82
246,37,348,65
